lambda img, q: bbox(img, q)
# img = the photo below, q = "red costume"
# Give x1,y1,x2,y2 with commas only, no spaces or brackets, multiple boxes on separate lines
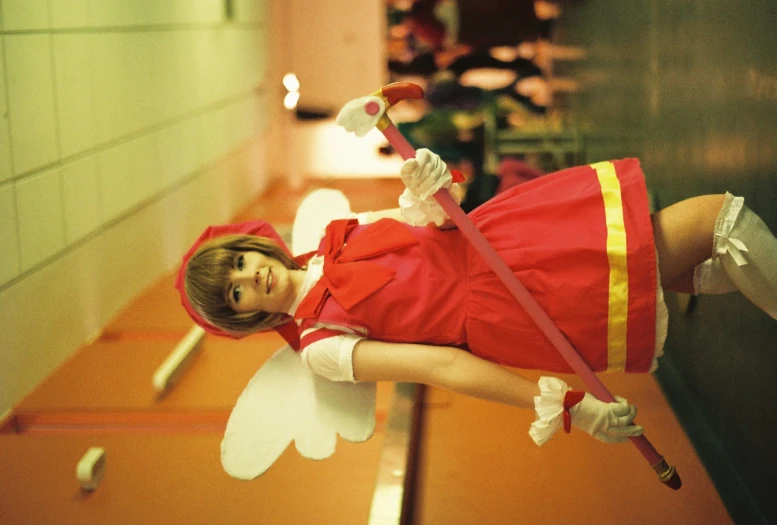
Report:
295,159,658,373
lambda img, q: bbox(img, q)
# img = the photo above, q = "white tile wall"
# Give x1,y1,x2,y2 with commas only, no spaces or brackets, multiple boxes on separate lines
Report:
152,31,185,125
230,28,266,96
89,0,223,28
53,33,97,158
9,0,226,31
0,182,20,282
61,155,102,243
236,0,268,24
172,33,203,116
98,134,160,222
157,118,201,189
195,112,215,167
5,35,59,175
49,0,90,29
92,32,154,144
0,0,273,416
177,0,224,25
0,39,12,182
2,0,50,31
193,29,220,108
90,0,172,28
15,167,66,270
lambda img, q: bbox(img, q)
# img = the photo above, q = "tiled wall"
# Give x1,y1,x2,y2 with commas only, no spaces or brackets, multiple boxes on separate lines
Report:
0,0,271,414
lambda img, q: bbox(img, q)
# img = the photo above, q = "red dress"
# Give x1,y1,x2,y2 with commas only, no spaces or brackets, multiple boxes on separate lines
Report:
295,159,658,374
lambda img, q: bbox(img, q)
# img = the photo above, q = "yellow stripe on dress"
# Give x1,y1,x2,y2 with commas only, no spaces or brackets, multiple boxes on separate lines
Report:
590,161,628,371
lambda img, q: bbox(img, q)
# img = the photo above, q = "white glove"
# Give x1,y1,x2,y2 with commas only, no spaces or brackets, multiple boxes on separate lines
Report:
571,393,643,444
336,95,386,137
400,148,453,201
399,188,449,227
529,376,643,446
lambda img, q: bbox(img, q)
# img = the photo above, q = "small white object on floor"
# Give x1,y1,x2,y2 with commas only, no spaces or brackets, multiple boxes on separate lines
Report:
76,447,106,491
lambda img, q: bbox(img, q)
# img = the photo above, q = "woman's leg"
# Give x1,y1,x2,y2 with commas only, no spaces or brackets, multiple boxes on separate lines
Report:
653,193,777,320
651,194,725,293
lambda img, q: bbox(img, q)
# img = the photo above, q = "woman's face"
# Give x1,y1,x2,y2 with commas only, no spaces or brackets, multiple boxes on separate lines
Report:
226,251,294,314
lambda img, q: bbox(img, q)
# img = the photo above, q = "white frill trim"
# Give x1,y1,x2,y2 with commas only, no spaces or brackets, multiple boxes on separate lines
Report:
398,187,450,227
692,192,745,295
652,249,667,372
713,192,748,266
713,192,745,253
528,376,571,446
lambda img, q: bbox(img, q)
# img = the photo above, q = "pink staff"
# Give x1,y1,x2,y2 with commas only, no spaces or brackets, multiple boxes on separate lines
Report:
340,82,681,490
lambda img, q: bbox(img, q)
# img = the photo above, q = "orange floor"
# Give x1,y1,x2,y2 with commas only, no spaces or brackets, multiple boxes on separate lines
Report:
415,372,733,525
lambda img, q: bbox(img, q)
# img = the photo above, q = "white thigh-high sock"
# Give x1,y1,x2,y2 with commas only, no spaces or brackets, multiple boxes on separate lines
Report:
693,194,740,295
694,192,777,320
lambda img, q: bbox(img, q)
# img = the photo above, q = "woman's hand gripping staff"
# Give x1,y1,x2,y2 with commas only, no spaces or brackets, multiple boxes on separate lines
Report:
399,148,457,227
529,377,643,446
337,82,680,490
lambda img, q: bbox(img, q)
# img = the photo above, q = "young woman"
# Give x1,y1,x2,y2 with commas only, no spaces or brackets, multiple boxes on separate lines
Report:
177,149,777,446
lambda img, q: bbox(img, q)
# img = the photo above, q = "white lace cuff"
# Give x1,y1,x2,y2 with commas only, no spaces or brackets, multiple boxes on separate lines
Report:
399,187,450,226
528,376,571,446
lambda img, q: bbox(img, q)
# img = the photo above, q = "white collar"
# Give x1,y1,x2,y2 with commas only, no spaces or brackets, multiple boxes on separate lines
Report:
287,255,324,318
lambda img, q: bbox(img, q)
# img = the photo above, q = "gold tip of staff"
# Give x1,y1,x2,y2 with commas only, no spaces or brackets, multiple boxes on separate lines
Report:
651,456,681,489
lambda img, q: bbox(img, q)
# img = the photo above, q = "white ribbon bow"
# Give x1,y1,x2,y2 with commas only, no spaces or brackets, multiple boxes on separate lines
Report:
716,235,749,266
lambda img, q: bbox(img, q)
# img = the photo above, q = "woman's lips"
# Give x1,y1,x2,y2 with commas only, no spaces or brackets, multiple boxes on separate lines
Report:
266,268,273,294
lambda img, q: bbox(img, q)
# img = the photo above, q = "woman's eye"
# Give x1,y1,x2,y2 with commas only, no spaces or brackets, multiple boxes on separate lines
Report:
236,254,245,271
232,285,242,304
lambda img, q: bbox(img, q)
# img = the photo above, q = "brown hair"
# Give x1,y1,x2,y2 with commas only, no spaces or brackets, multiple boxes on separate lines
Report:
184,234,303,336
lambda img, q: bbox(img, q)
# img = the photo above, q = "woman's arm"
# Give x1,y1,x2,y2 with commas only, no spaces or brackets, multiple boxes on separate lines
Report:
349,339,642,444
351,339,539,410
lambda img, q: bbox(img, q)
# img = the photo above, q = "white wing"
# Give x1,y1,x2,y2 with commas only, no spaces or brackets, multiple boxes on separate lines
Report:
336,95,386,137
221,346,376,480
291,188,353,256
